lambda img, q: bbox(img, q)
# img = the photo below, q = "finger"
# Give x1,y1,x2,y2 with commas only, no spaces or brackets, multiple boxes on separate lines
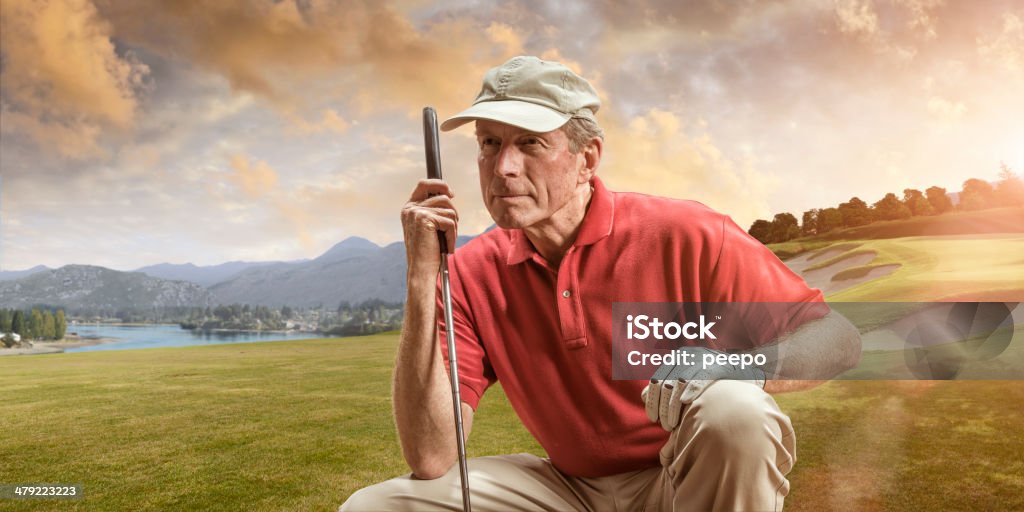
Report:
418,194,459,217
427,206,459,224
645,379,661,423
429,216,457,239
665,380,686,430
407,208,457,233
408,205,458,224
659,381,676,431
410,179,454,201
651,363,676,381
681,379,711,405
445,220,458,253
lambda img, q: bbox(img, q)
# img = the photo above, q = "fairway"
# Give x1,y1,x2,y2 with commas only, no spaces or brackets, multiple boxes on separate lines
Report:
2,336,1023,511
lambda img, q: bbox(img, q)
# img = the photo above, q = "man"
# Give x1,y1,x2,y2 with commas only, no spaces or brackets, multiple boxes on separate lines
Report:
341,56,860,511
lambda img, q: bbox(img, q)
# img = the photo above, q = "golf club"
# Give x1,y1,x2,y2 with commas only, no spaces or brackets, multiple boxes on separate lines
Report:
422,106,471,512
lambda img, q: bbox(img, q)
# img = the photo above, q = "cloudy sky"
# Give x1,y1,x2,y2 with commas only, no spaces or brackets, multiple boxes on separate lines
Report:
1,0,1021,271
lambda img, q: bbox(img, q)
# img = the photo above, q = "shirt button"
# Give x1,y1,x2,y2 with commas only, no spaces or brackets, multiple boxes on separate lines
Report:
562,290,571,298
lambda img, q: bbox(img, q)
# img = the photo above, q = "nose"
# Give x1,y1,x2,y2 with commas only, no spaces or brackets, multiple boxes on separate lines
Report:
493,143,522,178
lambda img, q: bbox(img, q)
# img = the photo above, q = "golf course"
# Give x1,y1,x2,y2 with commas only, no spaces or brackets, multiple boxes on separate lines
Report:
2,208,1023,511
2,335,1023,511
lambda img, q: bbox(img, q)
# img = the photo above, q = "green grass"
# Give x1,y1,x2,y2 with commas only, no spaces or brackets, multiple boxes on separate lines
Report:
0,335,541,511
2,335,1023,511
766,240,834,260
777,380,1024,511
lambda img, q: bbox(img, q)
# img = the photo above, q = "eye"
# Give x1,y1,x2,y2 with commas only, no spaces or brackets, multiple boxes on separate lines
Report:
479,136,500,155
522,136,540,145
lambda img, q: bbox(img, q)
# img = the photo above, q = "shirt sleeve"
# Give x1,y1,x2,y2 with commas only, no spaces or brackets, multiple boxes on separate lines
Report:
707,215,829,348
436,258,496,410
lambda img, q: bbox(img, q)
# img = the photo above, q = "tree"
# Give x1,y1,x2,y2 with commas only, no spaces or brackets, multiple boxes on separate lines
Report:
926,186,953,214
12,311,25,336
838,197,872,227
873,193,912,221
817,208,843,233
801,209,819,236
770,213,800,243
995,164,1024,206
41,310,56,339
960,178,995,211
0,309,11,332
902,189,934,216
29,308,44,340
55,310,67,340
748,219,773,244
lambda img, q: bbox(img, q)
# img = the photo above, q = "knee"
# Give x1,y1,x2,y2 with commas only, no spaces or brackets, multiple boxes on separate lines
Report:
339,481,399,512
688,380,789,455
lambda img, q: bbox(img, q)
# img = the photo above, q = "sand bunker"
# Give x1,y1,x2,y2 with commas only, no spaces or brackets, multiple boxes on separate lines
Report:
784,243,861,274
785,248,901,295
826,264,900,294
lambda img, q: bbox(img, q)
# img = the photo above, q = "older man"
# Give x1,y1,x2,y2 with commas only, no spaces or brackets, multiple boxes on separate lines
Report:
341,56,860,511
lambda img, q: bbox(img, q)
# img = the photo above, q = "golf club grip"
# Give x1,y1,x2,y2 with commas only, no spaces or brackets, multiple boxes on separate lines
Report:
422,107,449,254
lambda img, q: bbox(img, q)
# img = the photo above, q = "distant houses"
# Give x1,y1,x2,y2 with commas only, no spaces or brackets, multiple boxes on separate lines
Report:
1,331,24,348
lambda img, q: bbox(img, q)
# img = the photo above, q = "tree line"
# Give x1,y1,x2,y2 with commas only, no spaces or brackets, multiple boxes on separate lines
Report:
180,304,289,331
319,299,403,337
748,166,1024,244
1,308,67,346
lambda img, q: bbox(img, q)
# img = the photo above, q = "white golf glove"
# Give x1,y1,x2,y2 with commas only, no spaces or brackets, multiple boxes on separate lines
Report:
641,348,767,431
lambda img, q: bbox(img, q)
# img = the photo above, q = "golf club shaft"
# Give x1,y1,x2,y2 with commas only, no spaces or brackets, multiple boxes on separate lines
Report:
440,256,471,512
422,106,471,512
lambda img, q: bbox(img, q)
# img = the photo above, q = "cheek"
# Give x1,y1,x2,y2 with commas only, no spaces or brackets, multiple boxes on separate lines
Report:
478,161,491,192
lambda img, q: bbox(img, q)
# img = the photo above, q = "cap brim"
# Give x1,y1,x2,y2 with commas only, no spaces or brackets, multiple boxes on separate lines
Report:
440,100,570,133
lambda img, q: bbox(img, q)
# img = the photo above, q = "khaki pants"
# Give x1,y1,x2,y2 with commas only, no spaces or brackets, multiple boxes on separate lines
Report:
340,380,796,512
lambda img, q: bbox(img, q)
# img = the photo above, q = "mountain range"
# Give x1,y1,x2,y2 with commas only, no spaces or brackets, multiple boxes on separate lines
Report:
0,235,479,310
0,265,213,310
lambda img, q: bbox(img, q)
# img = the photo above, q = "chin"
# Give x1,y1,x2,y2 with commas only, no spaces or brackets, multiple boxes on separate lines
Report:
489,209,533,230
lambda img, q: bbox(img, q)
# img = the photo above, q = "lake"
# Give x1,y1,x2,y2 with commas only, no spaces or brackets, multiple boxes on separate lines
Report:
65,324,322,352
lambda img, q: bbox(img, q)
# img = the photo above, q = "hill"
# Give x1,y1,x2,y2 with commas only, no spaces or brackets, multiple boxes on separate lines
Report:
0,264,51,281
208,235,477,307
134,261,285,287
770,207,1024,259
0,265,213,310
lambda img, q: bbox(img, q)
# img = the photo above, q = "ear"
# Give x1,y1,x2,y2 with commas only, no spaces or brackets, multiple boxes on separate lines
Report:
577,137,603,184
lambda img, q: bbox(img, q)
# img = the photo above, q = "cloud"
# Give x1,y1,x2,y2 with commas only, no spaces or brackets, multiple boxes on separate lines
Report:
229,155,279,198
285,108,352,135
0,106,105,159
927,96,967,123
599,109,776,229
977,12,1024,75
835,0,880,38
486,22,525,56
95,0,519,120
0,0,149,158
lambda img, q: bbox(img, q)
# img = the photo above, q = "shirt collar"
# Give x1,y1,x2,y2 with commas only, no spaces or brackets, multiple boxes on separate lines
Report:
505,176,615,265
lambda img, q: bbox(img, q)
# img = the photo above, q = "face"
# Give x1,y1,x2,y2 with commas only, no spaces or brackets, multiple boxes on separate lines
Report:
475,119,589,230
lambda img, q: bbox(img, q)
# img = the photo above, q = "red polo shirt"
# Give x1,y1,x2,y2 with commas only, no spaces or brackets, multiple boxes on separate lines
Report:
438,176,823,478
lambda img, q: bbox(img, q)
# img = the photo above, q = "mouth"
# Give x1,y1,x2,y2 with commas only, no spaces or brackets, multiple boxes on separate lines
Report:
494,194,529,202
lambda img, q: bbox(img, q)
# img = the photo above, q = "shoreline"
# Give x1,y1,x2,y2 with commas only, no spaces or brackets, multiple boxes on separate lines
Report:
0,336,121,356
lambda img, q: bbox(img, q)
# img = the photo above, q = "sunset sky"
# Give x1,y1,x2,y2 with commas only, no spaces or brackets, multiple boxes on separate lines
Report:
1,0,1022,271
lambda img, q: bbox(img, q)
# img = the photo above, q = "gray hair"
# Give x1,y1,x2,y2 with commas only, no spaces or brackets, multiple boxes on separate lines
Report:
562,117,604,154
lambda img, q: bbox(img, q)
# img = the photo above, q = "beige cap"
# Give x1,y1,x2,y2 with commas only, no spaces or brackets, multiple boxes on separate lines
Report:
441,55,600,133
